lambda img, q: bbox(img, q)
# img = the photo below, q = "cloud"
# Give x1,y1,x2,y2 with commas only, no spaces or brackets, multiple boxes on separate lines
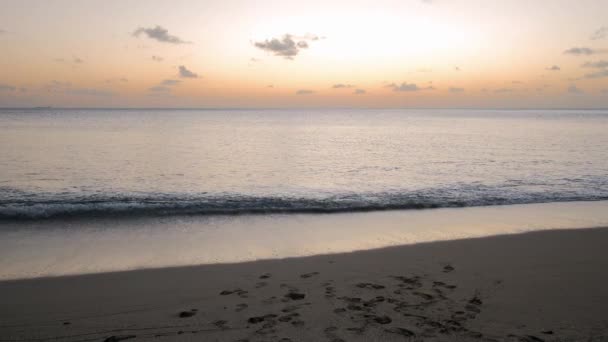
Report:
133,25,190,44
454,66,461,71
584,69,608,79
54,56,84,65
148,86,171,92
563,47,606,55
567,84,583,94
148,79,181,93
105,78,129,84
296,89,314,95
66,88,115,97
602,89,608,94
0,84,16,91
591,26,608,40
161,79,181,86
494,88,514,93
582,60,608,68
332,83,355,89
546,65,560,71
387,82,433,92
254,34,317,59
353,89,366,95
152,55,163,62
178,65,198,78
449,87,465,93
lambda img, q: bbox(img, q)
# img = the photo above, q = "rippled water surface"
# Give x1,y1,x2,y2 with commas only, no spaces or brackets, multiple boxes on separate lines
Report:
1,108,608,219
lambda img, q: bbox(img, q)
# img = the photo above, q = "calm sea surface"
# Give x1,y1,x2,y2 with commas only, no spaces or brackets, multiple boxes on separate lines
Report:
1,108,607,219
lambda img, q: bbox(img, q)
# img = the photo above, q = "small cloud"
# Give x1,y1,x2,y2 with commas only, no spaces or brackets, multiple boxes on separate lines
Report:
582,60,608,68
332,83,355,89
387,82,433,92
454,66,461,71
152,55,163,62
563,47,605,55
0,84,16,91
148,85,171,92
601,88,608,94
54,56,84,65
254,34,317,59
511,80,523,84
250,57,260,62
133,25,190,44
105,78,129,84
584,69,608,79
161,79,181,86
0,29,5,34
591,26,608,40
494,88,514,93
296,89,314,95
178,65,198,78
546,65,560,71
417,68,432,72
353,89,366,95
66,88,115,97
449,87,465,93
267,84,274,88
567,84,584,94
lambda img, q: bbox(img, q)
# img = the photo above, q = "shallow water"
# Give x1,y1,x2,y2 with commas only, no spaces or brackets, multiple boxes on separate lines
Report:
1,200,607,280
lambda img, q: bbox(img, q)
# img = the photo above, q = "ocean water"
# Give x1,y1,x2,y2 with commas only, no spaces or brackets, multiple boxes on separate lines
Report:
2,108,608,279
1,108,608,219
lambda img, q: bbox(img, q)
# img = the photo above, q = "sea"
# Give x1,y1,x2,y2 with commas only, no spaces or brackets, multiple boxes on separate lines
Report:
1,108,608,279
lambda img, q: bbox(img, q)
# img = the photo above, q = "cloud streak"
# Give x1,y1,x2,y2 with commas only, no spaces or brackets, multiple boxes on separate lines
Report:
133,26,190,44
178,65,198,78
296,89,314,95
567,84,583,94
387,82,434,92
582,60,608,69
546,65,560,71
563,47,606,55
591,26,608,40
0,84,16,91
332,84,355,89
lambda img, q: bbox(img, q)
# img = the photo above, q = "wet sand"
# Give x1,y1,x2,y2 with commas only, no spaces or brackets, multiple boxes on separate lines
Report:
1,227,608,341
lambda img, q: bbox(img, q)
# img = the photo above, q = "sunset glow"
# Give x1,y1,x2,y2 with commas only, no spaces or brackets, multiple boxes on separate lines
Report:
1,0,607,108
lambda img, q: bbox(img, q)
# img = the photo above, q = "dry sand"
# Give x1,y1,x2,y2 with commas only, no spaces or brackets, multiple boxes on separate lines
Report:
1,227,608,342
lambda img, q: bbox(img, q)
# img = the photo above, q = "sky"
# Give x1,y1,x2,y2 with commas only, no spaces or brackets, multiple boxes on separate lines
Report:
0,0,607,108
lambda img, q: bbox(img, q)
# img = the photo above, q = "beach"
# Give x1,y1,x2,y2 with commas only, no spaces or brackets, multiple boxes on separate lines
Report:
2,226,608,342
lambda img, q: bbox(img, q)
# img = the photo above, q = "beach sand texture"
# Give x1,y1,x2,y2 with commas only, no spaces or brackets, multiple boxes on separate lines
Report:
2,227,608,341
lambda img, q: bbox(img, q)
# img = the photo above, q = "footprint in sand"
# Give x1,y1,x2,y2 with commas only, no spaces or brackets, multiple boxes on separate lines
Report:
300,271,320,279
236,303,248,312
355,282,385,290
177,309,197,318
259,273,271,279
443,264,455,273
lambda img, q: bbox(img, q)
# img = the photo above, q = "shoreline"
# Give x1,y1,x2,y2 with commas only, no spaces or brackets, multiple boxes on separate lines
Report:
2,227,608,341
2,200,608,281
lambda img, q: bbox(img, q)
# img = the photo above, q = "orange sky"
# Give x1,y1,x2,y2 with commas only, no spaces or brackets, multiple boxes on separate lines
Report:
1,0,607,108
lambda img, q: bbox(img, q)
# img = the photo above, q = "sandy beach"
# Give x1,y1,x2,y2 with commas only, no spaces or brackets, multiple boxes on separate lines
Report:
2,227,608,342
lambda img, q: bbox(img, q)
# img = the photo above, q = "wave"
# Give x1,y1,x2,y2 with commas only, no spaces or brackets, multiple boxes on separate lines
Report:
2,188,608,220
